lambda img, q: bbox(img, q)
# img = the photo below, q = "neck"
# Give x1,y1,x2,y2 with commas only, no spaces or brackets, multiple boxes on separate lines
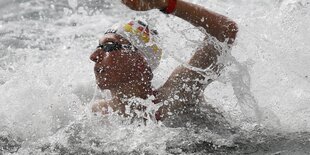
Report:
110,80,153,101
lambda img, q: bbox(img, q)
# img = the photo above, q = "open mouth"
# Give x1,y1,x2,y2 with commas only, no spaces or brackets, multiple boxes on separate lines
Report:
95,67,105,73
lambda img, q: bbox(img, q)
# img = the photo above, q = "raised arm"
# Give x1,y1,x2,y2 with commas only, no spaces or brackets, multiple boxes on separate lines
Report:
122,0,238,44
160,0,239,72
172,1,237,43
121,0,238,120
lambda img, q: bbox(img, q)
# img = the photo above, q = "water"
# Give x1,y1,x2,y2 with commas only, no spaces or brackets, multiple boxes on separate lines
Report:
1,0,310,154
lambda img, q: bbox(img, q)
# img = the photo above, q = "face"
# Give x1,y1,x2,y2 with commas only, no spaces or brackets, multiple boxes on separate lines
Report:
90,34,152,90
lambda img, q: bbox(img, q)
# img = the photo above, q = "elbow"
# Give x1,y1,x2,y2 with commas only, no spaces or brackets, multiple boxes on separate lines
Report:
226,21,238,44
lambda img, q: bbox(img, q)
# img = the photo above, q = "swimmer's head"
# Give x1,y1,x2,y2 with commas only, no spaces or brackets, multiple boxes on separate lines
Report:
90,20,162,89
105,20,162,71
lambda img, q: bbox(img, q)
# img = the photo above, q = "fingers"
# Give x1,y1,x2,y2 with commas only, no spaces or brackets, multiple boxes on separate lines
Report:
101,107,109,115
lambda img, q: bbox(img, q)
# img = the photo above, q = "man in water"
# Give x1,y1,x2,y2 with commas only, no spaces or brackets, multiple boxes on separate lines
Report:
91,0,238,125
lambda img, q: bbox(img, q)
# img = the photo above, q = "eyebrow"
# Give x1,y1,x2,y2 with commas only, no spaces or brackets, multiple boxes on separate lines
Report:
99,38,116,44
99,33,131,45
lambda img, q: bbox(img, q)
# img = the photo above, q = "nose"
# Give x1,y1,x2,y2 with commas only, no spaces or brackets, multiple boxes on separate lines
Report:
90,49,102,62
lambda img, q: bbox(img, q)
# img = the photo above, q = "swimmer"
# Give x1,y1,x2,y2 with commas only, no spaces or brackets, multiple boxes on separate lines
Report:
90,0,238,122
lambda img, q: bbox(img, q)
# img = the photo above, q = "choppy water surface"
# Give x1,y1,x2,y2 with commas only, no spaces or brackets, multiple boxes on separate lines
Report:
1,0,310,154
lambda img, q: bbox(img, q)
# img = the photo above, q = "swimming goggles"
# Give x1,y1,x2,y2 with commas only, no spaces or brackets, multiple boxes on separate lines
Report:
97,41,137,52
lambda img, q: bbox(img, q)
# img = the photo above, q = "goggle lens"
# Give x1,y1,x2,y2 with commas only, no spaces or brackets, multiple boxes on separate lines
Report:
97,41,135,52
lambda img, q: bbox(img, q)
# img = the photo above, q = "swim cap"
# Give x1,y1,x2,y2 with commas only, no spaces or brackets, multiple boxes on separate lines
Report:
105,20,162,71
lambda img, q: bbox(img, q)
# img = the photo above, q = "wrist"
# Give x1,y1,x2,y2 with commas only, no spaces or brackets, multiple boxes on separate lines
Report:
159,0,177,14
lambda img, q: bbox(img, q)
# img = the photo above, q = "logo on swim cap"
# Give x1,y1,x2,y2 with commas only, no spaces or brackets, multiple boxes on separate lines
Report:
105,20,162,71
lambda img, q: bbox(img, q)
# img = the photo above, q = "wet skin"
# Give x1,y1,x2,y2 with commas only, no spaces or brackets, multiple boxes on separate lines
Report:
90,0,238,121
90,34,152,92
90,33,223,120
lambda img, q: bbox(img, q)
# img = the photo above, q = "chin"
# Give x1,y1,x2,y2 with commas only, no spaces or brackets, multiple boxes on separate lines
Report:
98,84,110,90
97,80,115,90
96,81,106,88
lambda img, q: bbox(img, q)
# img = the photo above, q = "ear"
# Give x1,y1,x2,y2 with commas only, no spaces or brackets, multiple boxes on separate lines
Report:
135,56,146,71
136,58,153,81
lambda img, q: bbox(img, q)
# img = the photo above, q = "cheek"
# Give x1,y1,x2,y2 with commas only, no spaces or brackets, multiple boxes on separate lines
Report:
116,61,137,77
117,59,143,80
99,53,143,79
104,58,134,77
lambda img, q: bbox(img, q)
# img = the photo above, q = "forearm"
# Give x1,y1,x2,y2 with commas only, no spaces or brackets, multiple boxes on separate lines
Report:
160,0,238,43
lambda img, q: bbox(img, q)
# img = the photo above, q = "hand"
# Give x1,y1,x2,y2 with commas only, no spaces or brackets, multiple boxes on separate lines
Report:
92,101,109,115
121,0,167,11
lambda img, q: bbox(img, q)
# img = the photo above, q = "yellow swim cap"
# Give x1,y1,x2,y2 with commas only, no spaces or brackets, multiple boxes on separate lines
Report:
105,20,162,71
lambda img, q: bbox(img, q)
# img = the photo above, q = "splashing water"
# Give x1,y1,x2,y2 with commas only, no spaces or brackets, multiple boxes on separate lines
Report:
1,0,310,154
